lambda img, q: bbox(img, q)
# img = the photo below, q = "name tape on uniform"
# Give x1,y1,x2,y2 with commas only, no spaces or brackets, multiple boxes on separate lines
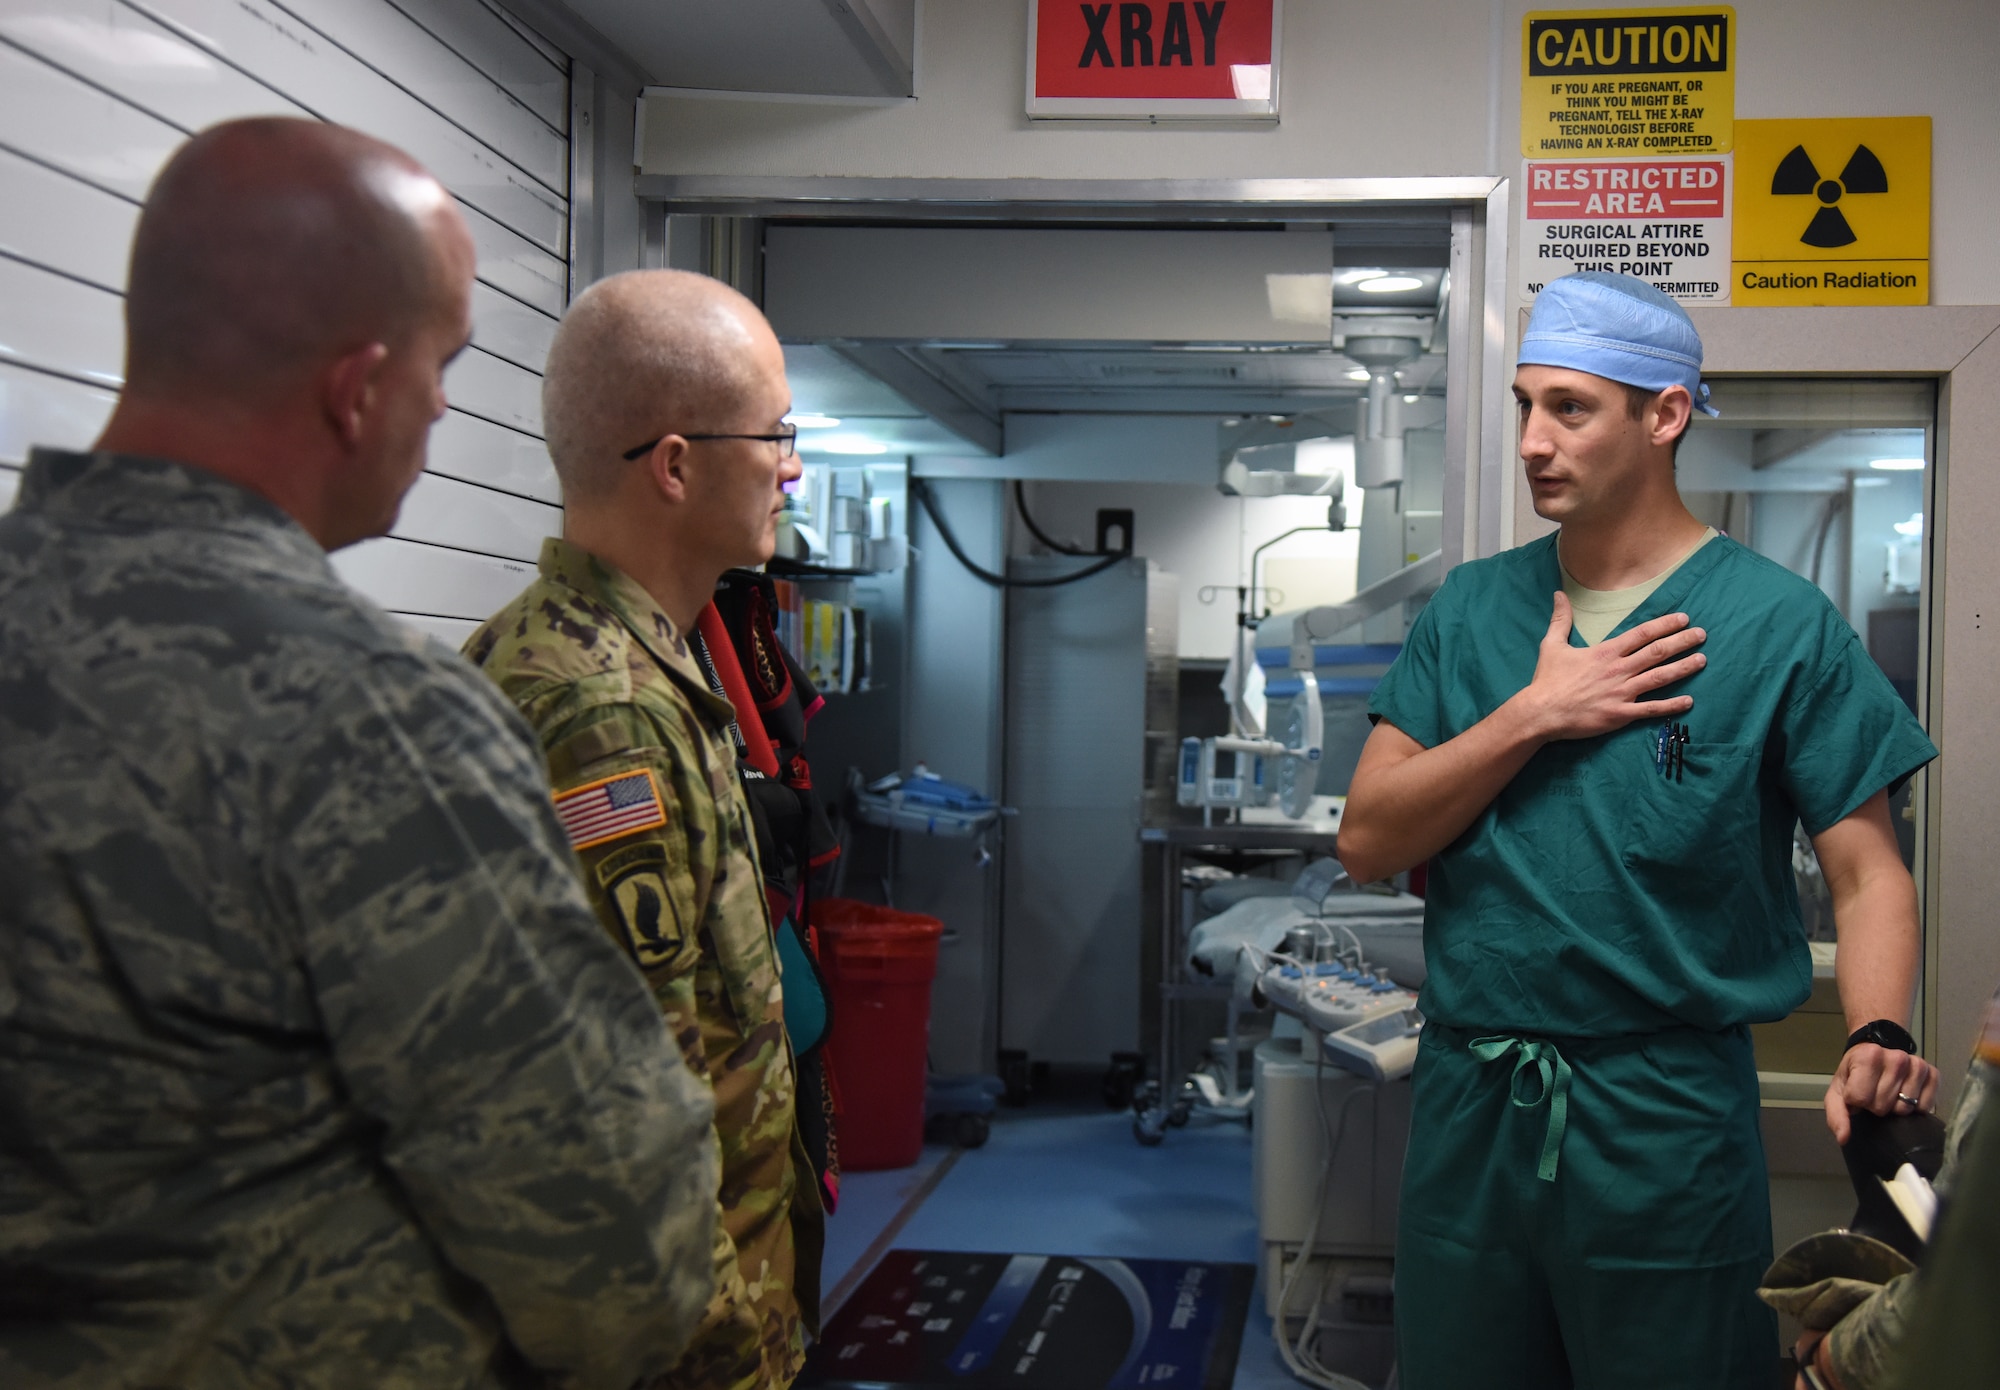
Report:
1731,116,1930,305
554,769,667,851
1521,157,1732,304
1522,7,1734,158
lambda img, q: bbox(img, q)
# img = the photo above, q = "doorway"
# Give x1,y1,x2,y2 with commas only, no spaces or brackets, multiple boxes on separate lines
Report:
646,178,1509,1079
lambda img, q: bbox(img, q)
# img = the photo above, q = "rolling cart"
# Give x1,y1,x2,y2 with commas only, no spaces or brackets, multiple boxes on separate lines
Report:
1132,822,1341,1145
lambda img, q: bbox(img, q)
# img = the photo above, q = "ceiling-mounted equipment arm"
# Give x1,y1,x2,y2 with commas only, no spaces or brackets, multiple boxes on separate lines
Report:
1285,550,1443,668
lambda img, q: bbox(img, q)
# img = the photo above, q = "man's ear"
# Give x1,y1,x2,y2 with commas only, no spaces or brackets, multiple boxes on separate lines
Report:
641,435,694,503
1650,384,1694,448
321,342,390,449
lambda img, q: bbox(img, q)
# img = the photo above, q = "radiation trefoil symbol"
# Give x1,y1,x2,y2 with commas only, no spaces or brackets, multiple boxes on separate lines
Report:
1770,144,1890,249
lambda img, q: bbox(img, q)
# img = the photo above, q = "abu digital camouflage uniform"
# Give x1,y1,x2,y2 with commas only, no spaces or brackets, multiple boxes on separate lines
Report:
0,451,720,1390
466,538,824,1390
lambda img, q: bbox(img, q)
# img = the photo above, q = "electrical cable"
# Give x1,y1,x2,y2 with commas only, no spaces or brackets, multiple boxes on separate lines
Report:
1272,1053,1376,1390
910,477,1126,589
1012,479,1093,555
1248,938,1399,1388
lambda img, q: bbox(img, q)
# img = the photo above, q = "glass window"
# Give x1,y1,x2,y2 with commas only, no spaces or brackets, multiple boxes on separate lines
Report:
1680,377,1936,1081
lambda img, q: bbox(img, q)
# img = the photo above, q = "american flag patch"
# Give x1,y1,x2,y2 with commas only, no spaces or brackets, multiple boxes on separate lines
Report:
553,769,667,850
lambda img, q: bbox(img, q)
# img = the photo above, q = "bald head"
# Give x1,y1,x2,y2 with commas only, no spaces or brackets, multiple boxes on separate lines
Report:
124,118,469,404
543,271,774,503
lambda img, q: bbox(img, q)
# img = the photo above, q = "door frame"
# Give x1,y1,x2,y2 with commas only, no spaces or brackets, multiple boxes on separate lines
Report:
1683,305,2000,1102
635,173,1512,566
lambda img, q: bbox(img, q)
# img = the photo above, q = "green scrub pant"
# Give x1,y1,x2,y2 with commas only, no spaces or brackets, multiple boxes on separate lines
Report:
1395,1022,1776,1389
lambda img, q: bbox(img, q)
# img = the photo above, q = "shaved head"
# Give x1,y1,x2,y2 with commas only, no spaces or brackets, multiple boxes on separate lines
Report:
125,118,465,404
543,271,771,502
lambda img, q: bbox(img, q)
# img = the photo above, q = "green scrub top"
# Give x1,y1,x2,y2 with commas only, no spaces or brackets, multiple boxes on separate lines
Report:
1370,532,1937,1038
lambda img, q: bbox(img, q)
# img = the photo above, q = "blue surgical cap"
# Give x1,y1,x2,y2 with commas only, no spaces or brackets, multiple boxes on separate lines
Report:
1519,272,1720,417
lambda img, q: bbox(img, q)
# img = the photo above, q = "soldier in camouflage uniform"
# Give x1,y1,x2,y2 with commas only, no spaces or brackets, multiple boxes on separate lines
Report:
1764,1001,1996,1390
465,270,823,1390
0,121,719,1390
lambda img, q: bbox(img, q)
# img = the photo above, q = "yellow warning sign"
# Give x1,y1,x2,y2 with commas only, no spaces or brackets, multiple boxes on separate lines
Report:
1732,117,1930,305
1521,8,1734,158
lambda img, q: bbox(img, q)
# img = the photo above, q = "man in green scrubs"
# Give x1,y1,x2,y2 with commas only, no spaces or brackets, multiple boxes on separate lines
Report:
1338,272,1940,1388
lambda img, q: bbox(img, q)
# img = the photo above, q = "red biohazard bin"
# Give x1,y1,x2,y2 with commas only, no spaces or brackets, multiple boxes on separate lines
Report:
815,898,944,1171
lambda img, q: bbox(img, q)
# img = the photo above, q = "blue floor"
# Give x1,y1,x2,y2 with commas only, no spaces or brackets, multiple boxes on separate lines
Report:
821,1109,1298,1390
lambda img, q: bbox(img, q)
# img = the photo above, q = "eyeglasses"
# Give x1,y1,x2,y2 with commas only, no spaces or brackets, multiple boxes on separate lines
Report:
621,426,798,462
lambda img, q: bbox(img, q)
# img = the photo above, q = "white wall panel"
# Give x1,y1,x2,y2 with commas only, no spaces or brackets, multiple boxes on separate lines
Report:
1,3,564,251
0,0,571,631
0,257,124,388
0,148,138,293
124,0,567,248
384,0,565,132
0,4,310,133
332,533,533,619
0,41,184,201
470,280,555,372
279,0,565,189
481,0,563,70
0,464,20,511
444,347,541,435
391,468,556,561
0,41,562,316
396,610,482,647
427,408,557,502
0,364,118,463
458,199,566,315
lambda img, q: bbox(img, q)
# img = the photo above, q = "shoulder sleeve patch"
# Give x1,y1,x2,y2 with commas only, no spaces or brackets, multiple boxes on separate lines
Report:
553,767,668,850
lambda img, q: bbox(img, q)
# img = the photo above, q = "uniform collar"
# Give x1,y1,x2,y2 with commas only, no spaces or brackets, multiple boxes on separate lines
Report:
20,448,323,563
535,537,736,723
1537,528,1737,646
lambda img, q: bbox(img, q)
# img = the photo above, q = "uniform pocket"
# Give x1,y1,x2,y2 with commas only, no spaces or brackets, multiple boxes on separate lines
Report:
1622,734,1762,889
704,802,784,1035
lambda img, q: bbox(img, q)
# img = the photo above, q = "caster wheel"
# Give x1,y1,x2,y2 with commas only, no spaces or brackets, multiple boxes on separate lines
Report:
1133,1113,1166,1147
954,1114,990,1149
1166,1098,1193,1128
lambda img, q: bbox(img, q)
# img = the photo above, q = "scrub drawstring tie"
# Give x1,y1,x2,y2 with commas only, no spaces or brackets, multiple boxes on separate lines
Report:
1469,1036,1573,1182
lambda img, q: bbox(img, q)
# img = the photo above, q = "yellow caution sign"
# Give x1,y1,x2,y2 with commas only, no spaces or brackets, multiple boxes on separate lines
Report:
1521,8,1734,158
1732,117,1930,305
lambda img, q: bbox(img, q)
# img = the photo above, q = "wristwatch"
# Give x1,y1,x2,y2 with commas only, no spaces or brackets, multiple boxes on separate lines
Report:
1845,1019,1918,1055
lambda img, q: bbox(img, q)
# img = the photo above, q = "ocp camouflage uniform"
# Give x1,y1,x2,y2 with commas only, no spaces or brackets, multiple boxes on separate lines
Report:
1820,1055,1993,1387
466,538,824,1390
0,451,719,1390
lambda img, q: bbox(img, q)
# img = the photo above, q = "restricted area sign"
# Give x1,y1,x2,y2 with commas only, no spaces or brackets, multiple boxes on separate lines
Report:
1521,7,1734,158
1732,116,1930,305
1029,0,1279,119
1521,157,1732,303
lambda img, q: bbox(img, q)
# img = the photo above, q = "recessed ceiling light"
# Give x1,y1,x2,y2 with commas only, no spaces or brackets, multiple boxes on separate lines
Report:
814,436,890,456
788,412,840,429
1357,275,1427,294
1403,394,1420,403
1869,458,1926,470
1336,269,1389,285
1346,369,1373,382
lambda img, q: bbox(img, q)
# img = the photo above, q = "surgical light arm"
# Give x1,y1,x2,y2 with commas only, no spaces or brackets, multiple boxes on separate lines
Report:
1284,550,1442,671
